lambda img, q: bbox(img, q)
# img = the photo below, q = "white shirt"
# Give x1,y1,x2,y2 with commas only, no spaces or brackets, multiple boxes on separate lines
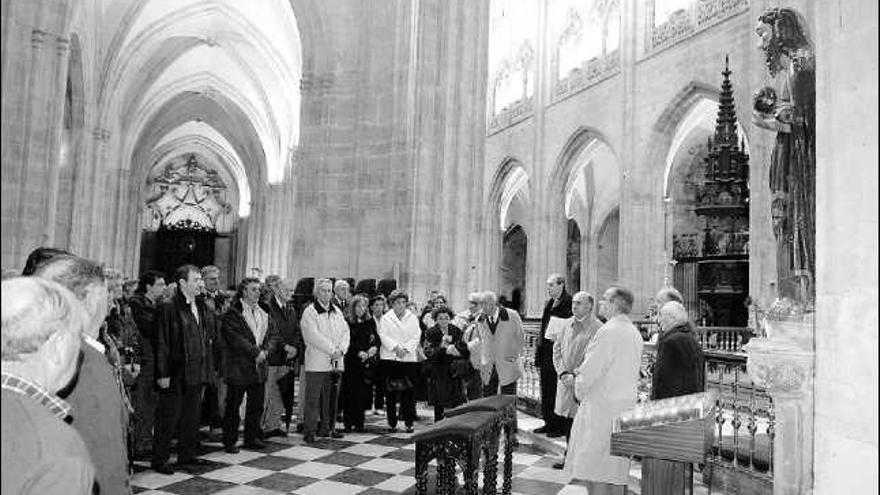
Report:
488,307,500,325
242,301,268,344
185,296,199,324
83,333,105,354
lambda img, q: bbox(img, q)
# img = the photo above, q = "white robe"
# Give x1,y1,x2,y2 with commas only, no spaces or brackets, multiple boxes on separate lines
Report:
564,314,643,484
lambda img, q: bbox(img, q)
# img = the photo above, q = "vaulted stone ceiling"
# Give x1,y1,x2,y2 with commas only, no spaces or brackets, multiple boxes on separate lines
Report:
95,0,303,216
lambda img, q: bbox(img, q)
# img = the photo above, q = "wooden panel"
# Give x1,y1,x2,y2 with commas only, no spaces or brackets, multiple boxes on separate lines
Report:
611,417,714,463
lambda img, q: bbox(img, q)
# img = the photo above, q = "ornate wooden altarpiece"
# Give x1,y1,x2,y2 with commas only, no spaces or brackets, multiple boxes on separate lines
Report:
674,57,750,326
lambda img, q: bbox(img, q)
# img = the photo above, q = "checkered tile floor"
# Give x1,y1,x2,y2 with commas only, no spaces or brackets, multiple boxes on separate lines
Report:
131,405,627,495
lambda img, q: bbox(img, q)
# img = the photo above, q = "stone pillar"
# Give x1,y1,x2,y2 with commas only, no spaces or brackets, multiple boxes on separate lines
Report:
744,321,815,495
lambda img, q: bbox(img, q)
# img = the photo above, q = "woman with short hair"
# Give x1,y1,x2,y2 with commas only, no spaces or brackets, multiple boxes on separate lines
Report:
378,290,421,433
423,305,468,421
341,295,380,432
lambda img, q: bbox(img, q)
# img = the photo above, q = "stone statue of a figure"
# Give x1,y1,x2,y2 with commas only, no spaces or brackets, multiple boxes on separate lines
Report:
752,8,815,304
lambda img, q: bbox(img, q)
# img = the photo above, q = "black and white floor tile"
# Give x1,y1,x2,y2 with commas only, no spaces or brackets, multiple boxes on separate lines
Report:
132,405,714,495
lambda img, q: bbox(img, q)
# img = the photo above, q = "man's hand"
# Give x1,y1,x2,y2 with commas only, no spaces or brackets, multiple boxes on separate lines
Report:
330,349,344,360
358,351,369,360
560,373,574,387
285,345,298,359
157,377,171,389
256,350,267,363
446,345,460,357
367,346,377,357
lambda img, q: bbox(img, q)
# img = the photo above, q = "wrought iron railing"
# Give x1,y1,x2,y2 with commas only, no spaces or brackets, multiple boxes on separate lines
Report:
519,317,772,493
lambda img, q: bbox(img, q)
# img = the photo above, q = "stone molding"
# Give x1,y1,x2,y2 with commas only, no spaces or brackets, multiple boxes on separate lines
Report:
648,0,749,54
31,29,47,48
745,337,813,397
487,96,534,136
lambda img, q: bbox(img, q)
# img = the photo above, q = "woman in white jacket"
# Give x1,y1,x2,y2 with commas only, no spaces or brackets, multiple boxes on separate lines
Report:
377,290,421,432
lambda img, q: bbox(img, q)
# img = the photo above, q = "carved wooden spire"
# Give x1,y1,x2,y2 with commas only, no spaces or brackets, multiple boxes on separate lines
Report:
714,55,739,150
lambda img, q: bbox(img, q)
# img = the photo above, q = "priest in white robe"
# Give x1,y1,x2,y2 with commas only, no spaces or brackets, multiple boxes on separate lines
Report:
565,286,643,495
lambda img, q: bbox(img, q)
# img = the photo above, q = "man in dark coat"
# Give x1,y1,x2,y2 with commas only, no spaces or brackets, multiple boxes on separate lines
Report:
36,255,132,494
645,300,706,493
198,265,226,436
260,277,301,437
222,278,279,452
128,270,166,458
152,264,213,474
534,273,572,437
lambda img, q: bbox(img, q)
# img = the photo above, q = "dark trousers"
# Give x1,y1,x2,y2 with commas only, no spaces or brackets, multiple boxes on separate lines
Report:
303,371,341,435
132,354,157,453
153,384,203,464
463,371,483,401
384,361,417,427
539,355,564,432
372,365,386,410
386,388,416,427
483,366,517,396
202,379,223,428
223,382,265,446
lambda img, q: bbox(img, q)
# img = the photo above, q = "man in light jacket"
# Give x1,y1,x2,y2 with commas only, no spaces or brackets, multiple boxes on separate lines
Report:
552,291,602,469
473,291,524,396
565,286,643,495
300,278,349,442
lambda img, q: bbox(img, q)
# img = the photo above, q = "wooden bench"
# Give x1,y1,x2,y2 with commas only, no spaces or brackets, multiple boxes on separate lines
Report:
412,410,499,495
445,395,517,494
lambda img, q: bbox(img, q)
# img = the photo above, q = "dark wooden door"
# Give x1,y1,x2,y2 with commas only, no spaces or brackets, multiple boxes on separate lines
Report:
156,227,216,280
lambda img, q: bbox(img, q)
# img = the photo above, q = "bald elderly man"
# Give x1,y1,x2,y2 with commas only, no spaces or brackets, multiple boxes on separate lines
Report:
551,291,603,470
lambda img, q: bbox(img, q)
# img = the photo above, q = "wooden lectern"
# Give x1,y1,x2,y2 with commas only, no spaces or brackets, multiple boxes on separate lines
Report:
610,392,716,495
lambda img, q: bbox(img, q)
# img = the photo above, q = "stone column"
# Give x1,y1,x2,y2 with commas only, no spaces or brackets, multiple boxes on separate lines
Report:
744,321,815,495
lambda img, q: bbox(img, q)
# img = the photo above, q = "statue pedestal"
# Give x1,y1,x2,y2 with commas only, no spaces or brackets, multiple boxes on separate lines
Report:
743,320,814,495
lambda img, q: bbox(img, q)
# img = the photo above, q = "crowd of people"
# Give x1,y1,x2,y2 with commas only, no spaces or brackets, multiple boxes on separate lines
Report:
1,247,706,495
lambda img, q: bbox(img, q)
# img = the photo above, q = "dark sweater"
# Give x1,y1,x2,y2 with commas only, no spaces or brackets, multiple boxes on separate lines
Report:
66,342,131,494
651,322,706,400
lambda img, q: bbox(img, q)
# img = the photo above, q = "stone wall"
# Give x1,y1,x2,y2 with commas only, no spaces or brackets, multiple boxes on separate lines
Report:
0,0,488,304
483,0,781,316
813,0,879,492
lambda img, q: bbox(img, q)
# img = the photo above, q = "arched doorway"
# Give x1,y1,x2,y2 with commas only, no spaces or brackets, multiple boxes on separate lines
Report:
139,154,238,283
596,208,619,294
663,96,751,324
500,224,527,314
566,218,581,293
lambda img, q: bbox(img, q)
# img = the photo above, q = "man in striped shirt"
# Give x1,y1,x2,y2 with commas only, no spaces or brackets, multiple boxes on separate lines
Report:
1,276,96,494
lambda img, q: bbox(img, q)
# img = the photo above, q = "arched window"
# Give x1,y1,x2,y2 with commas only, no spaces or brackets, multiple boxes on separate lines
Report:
551,0,621,100
487,0,538,132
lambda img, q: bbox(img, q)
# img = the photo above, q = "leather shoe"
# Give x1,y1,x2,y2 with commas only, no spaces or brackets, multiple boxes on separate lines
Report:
303,433,317,443
546,430,565,438
264,429,287,438
552,461,565,470
330,431,344,439
533,425,549,434
243,439,266,450
177,458,211,469
151,462,174,475
224,444,240,454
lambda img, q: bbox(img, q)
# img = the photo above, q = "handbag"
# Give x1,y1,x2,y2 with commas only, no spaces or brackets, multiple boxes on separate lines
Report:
386,376,414,392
